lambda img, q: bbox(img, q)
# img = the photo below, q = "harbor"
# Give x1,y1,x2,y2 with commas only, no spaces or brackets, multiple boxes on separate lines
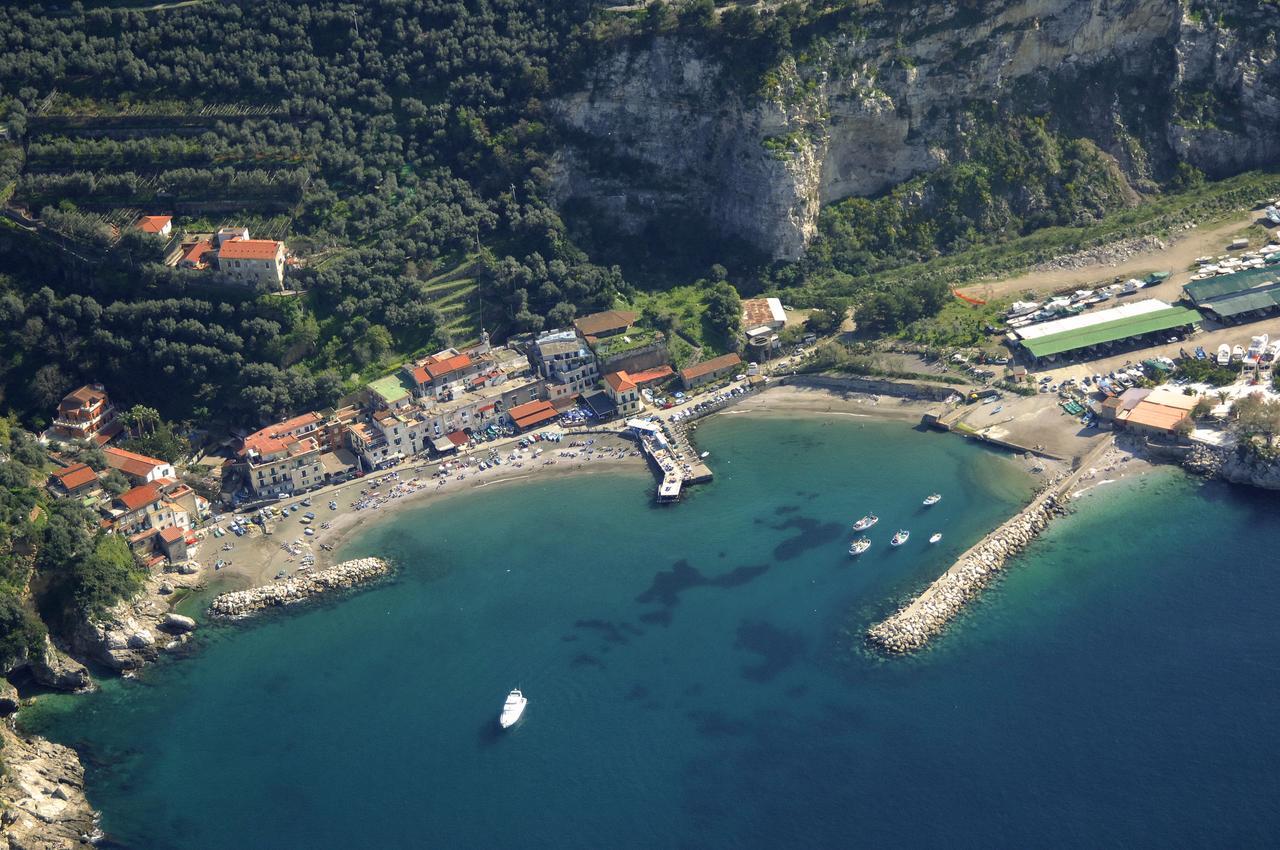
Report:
867,437,1115,653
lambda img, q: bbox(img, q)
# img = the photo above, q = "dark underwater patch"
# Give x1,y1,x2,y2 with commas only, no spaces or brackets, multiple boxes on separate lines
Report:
734,619,805,683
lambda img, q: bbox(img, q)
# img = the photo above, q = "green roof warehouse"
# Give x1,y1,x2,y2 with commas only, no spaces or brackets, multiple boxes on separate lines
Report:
1013,299,1203,362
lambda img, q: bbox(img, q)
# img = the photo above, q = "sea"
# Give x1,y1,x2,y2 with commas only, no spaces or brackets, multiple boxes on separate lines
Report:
23,412,1280,848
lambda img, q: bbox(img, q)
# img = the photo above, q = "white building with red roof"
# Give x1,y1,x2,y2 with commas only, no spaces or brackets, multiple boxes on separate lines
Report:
215,230,286,289
135,215,172,237
238,412,325,497
104,446,176,484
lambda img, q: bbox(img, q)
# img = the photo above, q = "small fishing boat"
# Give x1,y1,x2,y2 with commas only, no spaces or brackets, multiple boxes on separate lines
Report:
499,688,527,729
1232,345,1245,363
1217,344,1231,366
848,537,871,556
922,493,942,506
929,533,942,544
890,529,910,547
852,514,879,531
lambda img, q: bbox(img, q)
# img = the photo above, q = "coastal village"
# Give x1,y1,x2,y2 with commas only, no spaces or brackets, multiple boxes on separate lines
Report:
31,206,1280,618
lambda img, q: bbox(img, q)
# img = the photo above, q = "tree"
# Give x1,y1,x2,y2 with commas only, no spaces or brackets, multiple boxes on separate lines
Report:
120,404,161,439
1191,398,1213,419
704,282,742,342
70,534,144,619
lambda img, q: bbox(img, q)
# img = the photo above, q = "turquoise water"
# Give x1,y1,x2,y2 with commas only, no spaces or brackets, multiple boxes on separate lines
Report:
25,414,1280,848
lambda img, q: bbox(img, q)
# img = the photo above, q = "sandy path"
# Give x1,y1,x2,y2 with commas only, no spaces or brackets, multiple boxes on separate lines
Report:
958,212,1263,301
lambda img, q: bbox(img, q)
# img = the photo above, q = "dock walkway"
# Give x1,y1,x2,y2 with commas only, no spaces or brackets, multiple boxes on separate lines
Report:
867,436,1114,653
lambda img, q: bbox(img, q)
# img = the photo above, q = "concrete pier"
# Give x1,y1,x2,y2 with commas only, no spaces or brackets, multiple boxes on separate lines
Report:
867,438,1113,653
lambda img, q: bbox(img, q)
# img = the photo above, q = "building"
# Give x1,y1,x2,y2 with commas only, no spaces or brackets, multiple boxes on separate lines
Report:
104,446,176,484
626,365,674,388
179,239,214,270
741,297,787,332
49,384,119,444
50,463,99,497
217,237,286,289
745,325,781,359
238,413,325,497
406,350,483,400
530,329,599,402
603,371,641,417
506,399,560,432
1011,300,1203,363
135,215,172,237
112,483,189,538
1115,387,1199,437
680,353,743,390
574,310,638,342
1184,266,1280,323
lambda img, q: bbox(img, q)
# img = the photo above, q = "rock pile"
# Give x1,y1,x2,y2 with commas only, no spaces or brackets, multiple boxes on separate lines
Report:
867,495,1069,654
208,557,390,619
1028,234,1167,273
1184,442,1227,477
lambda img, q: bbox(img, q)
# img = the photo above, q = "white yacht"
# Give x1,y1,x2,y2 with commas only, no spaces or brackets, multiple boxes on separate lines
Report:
890,529,910,547
848,537,871,556
499,688,527,729
852,514,879,531
1247,334,1270,364
929,533,942,544
923,493,941,506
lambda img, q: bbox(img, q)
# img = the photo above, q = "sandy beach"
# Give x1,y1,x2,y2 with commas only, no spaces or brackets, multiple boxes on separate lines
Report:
207,433,646,590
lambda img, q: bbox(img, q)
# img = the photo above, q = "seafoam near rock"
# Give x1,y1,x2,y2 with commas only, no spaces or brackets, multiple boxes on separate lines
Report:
208,558,391,619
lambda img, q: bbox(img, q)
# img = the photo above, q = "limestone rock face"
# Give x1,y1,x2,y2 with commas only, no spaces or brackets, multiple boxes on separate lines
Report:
0,724,100,849
551,0,1280,259
27,637,91,693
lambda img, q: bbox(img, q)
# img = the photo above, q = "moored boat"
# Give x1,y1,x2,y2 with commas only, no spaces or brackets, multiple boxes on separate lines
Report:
922,493,941,506
852,514,878,531
929,533,942,544
499,688,527,729
890,529,910,547
848,536,871,556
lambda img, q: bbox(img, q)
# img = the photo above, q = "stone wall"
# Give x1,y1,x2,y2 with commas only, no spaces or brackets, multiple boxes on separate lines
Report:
209,557,390,618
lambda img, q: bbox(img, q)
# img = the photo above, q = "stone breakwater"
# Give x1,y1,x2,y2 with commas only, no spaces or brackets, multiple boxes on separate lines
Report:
867,495,1070,653
209,557,391,619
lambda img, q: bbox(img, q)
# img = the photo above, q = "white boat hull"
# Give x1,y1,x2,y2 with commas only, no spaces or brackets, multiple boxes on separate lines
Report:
499,690,527,729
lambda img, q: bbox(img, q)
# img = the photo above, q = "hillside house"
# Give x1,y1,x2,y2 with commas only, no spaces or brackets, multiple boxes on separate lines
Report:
135,215,172,238
50,463,99,498
49,384,120,445
217,237,286,289
104,446,176,484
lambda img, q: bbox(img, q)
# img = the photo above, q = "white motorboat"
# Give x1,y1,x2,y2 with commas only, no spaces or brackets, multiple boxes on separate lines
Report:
1232,345,1245,363
1247,334,1269,364
929,533,942,544
848,537,871,556
1217,344,1231,366
890,529,910,547
852,514,879,531
922,493,941,506
499,688,527,729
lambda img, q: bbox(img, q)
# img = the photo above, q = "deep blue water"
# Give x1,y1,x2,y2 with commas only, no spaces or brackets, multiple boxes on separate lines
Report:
25,414,1280,848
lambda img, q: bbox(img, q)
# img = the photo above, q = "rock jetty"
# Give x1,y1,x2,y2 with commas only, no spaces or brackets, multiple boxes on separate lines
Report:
868,493,1070,654
208,557,390,619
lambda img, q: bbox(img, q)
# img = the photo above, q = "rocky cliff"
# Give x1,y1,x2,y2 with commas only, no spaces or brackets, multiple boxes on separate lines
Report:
551,0,1280,259
0,723,100,849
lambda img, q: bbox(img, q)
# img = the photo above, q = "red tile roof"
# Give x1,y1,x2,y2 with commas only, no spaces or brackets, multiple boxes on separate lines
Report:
118,483,162,512
135,215,171,233
158,526,185,544
61,384,107,409
104,446,168,479
508,400,559,430
181,240,213,266
574,310,637,338
604,371,637,393
446,430,470,447
218,239,282,261
410,365,431,385
627,366,674,386
680,353,742,382
424,353,471,381
53,463,98,491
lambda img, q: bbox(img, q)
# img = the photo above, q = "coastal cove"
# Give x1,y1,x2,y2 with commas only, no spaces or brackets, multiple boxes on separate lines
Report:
23,413,1280,848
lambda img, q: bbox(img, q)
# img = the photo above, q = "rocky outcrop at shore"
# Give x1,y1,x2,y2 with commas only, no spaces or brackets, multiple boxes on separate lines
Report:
208,557,391,619
27,637,92,694
1185,441,1280,489
868,495,1070,654
0,723,100,849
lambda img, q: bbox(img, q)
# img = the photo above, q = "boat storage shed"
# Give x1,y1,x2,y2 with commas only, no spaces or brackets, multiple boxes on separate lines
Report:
1014,299,1202,362
1184,267,1280,322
